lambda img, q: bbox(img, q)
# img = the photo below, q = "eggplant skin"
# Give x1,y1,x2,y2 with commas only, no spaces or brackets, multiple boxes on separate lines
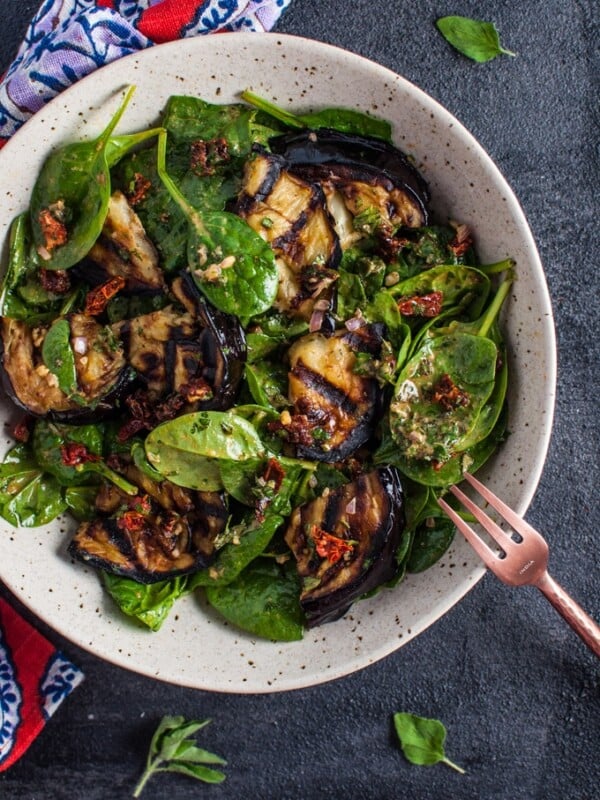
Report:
68,466,227,583
171,274,246,410
269,128,429,232
284,466,404,627
269,128,430,210
285,324,384,462
0,315,129,423
81,191,165,294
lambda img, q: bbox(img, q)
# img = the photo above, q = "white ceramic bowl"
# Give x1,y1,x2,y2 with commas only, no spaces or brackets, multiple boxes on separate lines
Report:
0,34,556,692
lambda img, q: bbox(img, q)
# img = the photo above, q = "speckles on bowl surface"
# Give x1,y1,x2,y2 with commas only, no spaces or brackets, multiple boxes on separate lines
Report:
0,33,555,694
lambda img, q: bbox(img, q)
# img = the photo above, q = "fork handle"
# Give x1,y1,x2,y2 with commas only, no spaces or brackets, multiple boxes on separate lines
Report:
535,572,600,658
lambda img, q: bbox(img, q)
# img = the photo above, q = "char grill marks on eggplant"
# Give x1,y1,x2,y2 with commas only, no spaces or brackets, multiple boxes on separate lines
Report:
170,274,246,410
284,466,405,626
112,291,245,412
235,150,341,321
283,323,384,462
269,128,429,247
80,191,166,293
0,314,129,421
68,465,228,583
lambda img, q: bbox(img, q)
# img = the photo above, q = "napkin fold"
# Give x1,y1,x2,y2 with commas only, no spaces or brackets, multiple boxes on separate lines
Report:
0,0,291,770
0,596,84,771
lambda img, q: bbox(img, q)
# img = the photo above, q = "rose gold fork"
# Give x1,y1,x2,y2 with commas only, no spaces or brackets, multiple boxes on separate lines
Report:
438,471,600,658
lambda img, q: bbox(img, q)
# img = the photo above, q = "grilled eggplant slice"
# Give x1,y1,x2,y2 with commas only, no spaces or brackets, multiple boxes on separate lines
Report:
113,306,196,397
171,273,246,410
284,466,404,626
283,323,384,462
82,191,165,293
0,314,129,421
269,128,430,245
68,466,228,583
236,150,341,321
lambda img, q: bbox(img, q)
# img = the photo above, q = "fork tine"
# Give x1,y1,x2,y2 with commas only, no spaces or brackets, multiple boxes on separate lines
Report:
462,472,540,540
448,483,521,555
437,496,497,567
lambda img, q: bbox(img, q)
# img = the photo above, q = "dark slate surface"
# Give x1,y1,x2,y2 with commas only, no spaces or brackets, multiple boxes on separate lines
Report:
0,1,598,798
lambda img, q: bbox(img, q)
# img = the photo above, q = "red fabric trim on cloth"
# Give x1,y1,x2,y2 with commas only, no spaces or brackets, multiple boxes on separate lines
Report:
96,0,116,9
0,598,54,772
138,0,209,43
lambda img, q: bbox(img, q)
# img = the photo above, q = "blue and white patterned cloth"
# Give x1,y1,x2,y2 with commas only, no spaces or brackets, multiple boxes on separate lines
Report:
0,0,292,142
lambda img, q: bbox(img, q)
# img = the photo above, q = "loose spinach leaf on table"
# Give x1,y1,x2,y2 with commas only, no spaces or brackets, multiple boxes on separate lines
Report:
133,715,226,798
393,712,465,773
436,16,516,63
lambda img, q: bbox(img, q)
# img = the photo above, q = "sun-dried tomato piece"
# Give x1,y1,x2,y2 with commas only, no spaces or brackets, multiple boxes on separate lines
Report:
60,442,101,467
254,457,286,521
12,416,33,443
126,494,152,514
448,223,473,257
117,389,188,442
311,525,355,565
117,510,147,533
126,172,152,206
431,373,470,411
38,206,68,252
179,377,213,403
40,268,71,295
84,276,126,316
190,137,230,176
397,290,443,318
268,411,315,447
263,458,285,493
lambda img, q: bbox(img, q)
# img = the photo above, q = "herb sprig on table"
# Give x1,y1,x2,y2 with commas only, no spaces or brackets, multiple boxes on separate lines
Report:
133,716,227,797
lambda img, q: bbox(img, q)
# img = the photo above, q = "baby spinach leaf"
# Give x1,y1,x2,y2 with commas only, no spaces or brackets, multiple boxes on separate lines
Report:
436,16,515,63
32,420,104,486
163,94,277,154
41,319,78,397
1,472,66,527
389,265,490,320
390,332,498,464
156,131,278,318
102,573,190,632
133,716,226,798
104,127,164,169
64,486,98,521
244,362,289,410
406,515,456,573
30,86,135,270
145,411,265,491
241,90,392,141
0,214,35,319
390,403,508,487
205,558,304,641
191,513,284,588
393,712,465,773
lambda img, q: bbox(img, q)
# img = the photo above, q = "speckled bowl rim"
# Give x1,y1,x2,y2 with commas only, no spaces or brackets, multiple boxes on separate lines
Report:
0,33,556,693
